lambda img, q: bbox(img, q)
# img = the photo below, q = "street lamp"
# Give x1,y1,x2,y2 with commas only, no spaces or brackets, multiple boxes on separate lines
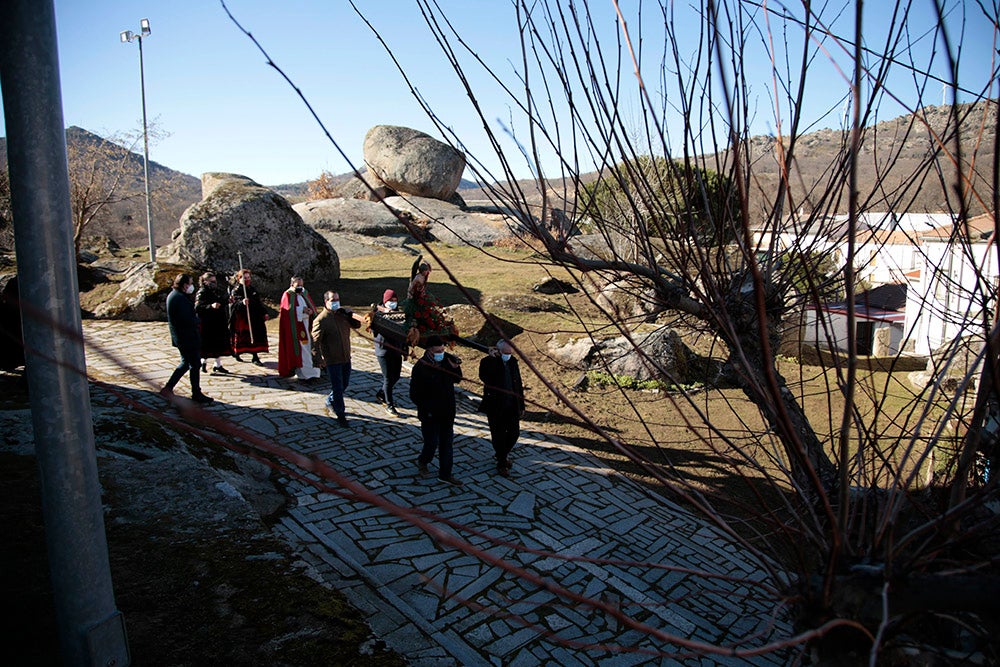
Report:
120,18,155,264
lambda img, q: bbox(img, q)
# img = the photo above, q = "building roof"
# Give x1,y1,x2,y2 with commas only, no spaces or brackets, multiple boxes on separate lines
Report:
856,283,907,311
920,213,996,242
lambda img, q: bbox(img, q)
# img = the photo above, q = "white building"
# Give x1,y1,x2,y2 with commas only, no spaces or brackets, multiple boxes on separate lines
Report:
904,214,998,356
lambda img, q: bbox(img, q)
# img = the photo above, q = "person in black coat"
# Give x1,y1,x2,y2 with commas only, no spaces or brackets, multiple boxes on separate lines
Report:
229,268,269,365
478,339,525,476
409,336,463,486
162,273,213,404
195,272,232,374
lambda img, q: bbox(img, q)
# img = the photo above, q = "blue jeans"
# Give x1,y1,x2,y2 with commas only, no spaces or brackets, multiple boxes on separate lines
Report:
418,415,454,480
325,362,351,417
166,345,202,395
377,351,402,407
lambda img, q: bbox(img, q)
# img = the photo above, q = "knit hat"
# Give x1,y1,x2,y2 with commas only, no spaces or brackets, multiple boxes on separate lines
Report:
383,289,397,304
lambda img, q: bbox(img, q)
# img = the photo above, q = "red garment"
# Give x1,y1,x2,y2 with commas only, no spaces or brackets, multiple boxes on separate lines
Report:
277,288,316,377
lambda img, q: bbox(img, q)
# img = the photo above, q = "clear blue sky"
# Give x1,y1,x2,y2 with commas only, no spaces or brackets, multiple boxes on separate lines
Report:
1,0,996,186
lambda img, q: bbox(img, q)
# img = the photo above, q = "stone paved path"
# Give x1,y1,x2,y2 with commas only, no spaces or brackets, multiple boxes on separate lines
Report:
83,321,792,666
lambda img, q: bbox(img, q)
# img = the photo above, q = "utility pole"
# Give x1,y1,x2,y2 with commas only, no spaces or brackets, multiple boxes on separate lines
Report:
0,1,130,664
121,18,155,264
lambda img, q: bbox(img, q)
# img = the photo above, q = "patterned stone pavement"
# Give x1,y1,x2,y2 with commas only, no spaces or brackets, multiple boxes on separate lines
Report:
83,321,793,666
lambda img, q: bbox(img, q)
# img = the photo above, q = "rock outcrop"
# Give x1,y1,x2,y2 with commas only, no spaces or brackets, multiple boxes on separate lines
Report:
383,195,513,247
85,261,200,321
548,326,709,386
331,171,395,202
159,173,340,297
363,126,465,201
293,198,406,237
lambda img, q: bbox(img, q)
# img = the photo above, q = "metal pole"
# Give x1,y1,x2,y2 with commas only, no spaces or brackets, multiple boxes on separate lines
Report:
137,35,155,264
0,1,130,665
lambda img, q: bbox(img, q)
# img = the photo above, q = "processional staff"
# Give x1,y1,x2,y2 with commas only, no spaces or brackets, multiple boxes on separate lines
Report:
238,250,254,344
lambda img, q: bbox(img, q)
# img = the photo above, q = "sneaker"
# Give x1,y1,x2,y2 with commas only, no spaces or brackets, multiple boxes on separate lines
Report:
385,404,399,417
336,415,349,427
417,461,432,477
439,476,464,487
375,389,386,404
496,463,510,478
212,366,230,375
192,393,214,404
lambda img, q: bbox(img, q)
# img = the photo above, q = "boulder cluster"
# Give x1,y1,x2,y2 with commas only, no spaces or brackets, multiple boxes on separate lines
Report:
88,125,525,319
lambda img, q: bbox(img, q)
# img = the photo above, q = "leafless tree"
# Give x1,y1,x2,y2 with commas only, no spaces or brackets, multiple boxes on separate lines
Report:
346,0,999,661
220,0,999,660
66,128,151,254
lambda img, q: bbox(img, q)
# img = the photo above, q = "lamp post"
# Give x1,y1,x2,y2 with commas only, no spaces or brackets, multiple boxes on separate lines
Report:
120,18,155,264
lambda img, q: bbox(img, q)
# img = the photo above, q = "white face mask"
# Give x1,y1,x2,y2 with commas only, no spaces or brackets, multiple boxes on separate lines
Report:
501,353,512,362
432,352,445,363
328,301,340,310
386,301,398,310
184,284,195,294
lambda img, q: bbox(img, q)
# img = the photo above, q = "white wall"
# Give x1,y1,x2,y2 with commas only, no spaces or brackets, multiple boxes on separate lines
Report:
905,239,998,356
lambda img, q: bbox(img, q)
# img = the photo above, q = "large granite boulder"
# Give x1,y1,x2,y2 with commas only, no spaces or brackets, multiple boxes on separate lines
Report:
85,261,197,321
293,198,406,237
383,195,513,247
548,326,705,385
364,126,465,201
594,327,691,383
159,173,340,297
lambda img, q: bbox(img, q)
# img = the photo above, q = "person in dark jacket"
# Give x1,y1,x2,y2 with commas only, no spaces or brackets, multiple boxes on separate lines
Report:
478,339,525,477
311,290,361,427
195,272,232,374
409,336,463,486
162,273,213,403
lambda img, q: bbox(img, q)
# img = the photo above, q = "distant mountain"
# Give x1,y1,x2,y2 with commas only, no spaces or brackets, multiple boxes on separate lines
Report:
1,127,202,249
719,100,996,220
4,103,991,249
461,101,996,219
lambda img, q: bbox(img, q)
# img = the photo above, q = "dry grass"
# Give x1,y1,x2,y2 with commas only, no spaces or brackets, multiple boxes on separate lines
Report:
338,243,942,531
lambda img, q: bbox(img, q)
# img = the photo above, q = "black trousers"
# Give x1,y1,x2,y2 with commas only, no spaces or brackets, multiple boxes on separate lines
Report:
486,409,520,465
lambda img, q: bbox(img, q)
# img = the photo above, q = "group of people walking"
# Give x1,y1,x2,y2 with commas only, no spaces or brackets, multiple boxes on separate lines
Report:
161,268,272,403
162,267,526,486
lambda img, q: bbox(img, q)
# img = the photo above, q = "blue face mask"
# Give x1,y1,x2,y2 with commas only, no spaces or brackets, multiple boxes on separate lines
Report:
501,353,512,362
328,301,340,310
386,301,397,310
432,352,445,363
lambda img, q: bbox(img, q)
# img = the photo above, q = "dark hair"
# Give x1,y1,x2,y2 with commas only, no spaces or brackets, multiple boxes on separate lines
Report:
425,335,444,348
173,274,191,289
324,291,339,302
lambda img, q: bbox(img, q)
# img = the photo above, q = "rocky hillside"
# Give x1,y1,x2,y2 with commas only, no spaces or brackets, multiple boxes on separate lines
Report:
2,102,992,251
728,100,996,219
0,127,202,249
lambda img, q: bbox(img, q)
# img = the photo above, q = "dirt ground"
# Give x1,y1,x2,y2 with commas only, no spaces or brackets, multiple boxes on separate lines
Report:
1,371,405,666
